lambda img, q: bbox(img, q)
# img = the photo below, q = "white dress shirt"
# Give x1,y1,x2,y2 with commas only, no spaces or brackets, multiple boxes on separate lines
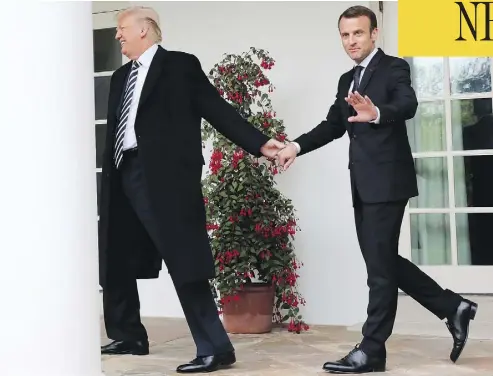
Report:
291,47,380,154
122,43,159,151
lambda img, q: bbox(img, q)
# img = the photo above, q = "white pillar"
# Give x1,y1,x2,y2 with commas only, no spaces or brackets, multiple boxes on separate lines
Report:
1,2,102,375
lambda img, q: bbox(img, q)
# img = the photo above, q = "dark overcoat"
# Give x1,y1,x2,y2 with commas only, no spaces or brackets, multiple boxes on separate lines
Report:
99,46,270,288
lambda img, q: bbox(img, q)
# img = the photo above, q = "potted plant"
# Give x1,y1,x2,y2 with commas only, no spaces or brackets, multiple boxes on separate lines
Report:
201,47,309,334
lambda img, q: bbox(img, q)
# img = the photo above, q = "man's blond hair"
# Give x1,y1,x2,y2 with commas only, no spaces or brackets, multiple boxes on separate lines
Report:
117,6,162,43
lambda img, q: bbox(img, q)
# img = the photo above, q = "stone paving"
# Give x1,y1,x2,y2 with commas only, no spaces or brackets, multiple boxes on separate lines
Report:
101,316,493,375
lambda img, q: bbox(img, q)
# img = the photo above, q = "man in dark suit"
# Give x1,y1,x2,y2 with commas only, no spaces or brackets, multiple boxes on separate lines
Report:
277,5,477,374
98,6,285,374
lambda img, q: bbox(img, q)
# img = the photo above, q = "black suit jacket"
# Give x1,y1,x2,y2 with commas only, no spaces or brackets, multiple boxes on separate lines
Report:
98,46,270,288
294,48,419,204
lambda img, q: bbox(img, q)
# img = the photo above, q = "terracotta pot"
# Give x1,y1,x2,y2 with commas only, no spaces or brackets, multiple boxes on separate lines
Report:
222,283,275,334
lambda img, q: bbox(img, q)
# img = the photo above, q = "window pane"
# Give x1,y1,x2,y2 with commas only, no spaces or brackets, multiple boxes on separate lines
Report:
449,57,492,94
454,156,493,207
93,28,122,72
407,101,446,153
451,98,493,151
95,76,111,120
406,57,444,98
410,157,449,208
457,213,493,265
95,123,107,168
411,214,451,265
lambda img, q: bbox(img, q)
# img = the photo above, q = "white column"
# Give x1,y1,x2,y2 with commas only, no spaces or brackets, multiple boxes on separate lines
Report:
1,2,102,376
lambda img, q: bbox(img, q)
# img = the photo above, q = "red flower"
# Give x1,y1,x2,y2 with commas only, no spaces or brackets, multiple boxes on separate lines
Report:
209,149,223,175
277,133,287,142
239,208,252,217
261,59,275,70
206,223,219,231
232,149,244,169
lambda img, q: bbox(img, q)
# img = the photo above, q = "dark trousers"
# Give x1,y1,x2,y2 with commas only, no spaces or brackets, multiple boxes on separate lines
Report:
103,149,233,356
353,189,462,357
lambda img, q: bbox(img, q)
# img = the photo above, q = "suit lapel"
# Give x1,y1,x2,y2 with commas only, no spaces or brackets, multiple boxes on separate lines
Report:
137,46,168,112
339,70,355,133
357,48,384,95
341,71,353,117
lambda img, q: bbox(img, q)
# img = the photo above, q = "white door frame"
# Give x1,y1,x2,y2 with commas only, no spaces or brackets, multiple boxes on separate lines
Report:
93,6,128,220
373,1,493,294
93,6,127,290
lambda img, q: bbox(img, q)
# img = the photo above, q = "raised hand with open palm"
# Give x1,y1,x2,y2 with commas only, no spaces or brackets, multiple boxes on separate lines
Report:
345,91,378,123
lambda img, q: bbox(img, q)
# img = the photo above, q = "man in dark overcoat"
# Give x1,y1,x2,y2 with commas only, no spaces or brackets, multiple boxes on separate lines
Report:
98,6,285,373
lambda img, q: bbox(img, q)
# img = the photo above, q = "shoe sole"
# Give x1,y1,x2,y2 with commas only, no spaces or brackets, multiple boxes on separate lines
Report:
176,360,236,373
325,365,386,374
206,360,236,373
326,368,385,374
450,303,478,363
101,350,149,356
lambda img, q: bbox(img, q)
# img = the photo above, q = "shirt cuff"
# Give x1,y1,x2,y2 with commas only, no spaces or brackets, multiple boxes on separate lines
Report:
370,106,380,124
290,142,301,154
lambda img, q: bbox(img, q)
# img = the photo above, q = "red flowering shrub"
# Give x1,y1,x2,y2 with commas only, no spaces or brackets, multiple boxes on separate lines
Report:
201,47,308,333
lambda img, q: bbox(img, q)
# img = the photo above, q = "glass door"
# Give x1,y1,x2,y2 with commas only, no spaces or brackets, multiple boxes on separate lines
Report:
377,1,493,293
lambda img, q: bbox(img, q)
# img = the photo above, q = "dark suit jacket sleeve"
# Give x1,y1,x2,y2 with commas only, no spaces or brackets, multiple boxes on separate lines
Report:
190,55,270,157
376,58,418,125
292,78,347,156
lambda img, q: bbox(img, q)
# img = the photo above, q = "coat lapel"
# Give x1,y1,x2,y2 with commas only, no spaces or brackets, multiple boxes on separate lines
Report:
341,71,353,117
340,70,355,133
357,48,384,95
137,46,168,112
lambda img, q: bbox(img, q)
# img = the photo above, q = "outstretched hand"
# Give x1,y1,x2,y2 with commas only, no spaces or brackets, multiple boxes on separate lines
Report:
277,143,298,170
260,139,286,159
345,92,378,123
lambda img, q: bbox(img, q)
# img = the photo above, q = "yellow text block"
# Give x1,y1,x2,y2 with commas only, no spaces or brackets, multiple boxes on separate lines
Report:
398,0,493,56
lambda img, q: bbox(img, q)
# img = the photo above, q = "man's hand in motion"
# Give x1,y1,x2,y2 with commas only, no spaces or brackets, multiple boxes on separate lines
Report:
260,139,286,159
346,91,378,122
277,143,298,170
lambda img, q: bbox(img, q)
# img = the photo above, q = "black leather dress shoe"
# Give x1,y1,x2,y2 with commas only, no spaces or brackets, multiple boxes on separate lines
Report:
447,299,478,362
101,339,149,355
322,346,386,374
176,351,236,373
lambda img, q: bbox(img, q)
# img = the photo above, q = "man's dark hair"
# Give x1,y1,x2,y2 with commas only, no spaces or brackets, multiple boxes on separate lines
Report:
338,6,378,32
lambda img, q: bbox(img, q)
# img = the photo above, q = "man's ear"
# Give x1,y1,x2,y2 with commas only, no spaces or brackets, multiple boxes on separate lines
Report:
140,26,149,38
371,27,379,42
